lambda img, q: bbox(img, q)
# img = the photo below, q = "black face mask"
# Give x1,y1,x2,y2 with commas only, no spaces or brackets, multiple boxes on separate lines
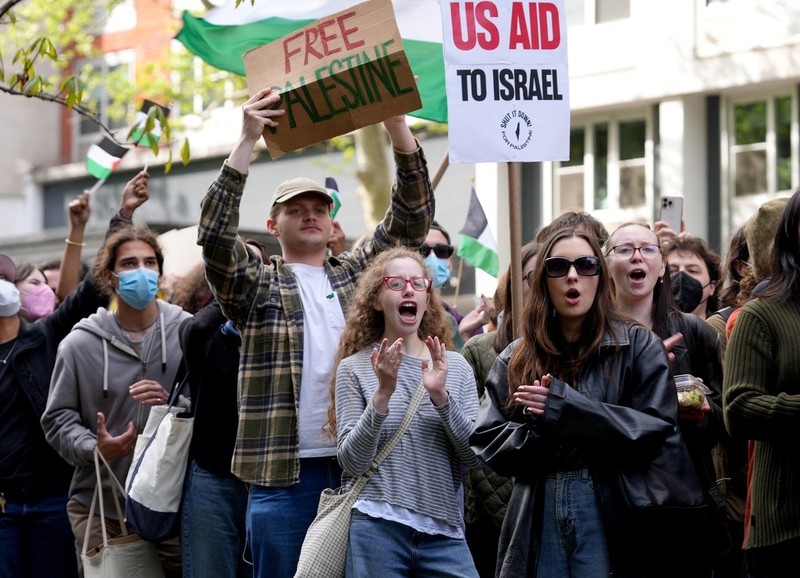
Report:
671,271,705,313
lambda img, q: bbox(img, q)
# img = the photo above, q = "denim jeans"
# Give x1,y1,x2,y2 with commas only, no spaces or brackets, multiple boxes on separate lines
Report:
536,469,610,578
347,511,479,578
182,461,252,578
0,491,78,578
247,457,341,578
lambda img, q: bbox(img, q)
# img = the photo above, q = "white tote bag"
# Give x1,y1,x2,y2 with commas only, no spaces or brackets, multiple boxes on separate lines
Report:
125,374,193,542
82,447,165,578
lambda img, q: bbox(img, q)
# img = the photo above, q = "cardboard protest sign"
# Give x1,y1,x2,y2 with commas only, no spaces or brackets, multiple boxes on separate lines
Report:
440,0,570,163
244,0,421,159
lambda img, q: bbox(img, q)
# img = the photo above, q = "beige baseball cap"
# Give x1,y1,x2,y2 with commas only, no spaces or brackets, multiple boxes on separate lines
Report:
270,177,333,209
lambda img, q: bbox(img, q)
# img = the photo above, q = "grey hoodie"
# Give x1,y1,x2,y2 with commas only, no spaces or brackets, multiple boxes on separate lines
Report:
42,300,191,519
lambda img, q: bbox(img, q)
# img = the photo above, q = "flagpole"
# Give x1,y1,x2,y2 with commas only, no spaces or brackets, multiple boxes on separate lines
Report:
508,162,523,340
431,149,450,191
452,257,464,309
86,177,107,196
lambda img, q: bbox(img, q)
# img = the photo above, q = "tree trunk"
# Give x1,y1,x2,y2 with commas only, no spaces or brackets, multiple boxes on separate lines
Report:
354,123,391,229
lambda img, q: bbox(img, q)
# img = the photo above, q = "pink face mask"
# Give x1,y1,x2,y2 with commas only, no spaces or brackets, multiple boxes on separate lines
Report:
20,284,56,321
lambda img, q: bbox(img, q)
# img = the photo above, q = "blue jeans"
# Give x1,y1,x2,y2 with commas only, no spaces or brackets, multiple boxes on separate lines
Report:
0,491,78,578
347,511,479,578
536,469,610,578
247,457,341,578
181,461,252,578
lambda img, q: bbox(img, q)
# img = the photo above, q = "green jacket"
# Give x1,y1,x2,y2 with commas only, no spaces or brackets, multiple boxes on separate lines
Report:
724,296,800,548
461,331,512,529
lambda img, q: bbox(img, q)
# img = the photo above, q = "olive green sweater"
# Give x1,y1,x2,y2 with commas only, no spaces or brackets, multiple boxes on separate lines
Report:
723,297,800,549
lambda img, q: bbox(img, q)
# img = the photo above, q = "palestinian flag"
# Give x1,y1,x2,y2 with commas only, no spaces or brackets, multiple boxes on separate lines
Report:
325,177,342,219
175,0,447,123
458,188,499,277
129,100,171,147
86,137,129,180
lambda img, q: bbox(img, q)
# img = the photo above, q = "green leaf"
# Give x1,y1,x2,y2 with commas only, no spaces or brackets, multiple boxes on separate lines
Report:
180,138,190,165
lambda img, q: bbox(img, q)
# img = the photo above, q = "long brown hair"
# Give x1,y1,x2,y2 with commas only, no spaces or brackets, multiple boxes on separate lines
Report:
493,242,540,353
93,225,164,299
325,246,453,437
506,229,619,404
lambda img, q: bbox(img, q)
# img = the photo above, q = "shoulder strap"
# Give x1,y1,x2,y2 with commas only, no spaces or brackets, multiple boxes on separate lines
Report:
373,380,426,468
348,380,426,493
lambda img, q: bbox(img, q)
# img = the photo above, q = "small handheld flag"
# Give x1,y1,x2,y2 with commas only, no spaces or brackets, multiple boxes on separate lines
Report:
86,137,129,180
129,100,171,147
325,177,342,219
457,188,499,277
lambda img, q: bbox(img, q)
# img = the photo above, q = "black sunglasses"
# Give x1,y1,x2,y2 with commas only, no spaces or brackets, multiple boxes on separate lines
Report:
544,256,601,278
418,243,454,259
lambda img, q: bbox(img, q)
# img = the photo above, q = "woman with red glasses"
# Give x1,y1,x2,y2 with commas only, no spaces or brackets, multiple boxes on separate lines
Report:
326,246,481,577
471,228,701,577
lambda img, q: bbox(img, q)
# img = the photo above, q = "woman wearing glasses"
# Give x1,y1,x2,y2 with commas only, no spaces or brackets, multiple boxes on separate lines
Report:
604,222,732,576
471,228,699,577
327,246,481,577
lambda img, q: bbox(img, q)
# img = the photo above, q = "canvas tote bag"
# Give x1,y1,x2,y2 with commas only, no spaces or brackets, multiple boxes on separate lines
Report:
82,446,164,578
294,381,427,578
125,373,193,542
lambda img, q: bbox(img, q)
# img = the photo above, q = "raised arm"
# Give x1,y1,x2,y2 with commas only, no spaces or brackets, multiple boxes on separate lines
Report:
56,192,91,302
227,88,285,174
110,170,150,233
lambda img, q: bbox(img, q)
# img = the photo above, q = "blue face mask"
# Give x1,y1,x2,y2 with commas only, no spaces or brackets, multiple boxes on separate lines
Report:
115,267,159,310
424,253,451,289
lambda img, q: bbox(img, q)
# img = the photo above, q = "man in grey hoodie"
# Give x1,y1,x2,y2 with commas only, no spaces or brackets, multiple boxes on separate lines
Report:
42,224,191,577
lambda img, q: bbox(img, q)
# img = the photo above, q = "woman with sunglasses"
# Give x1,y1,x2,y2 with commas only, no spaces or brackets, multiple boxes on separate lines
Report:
471,229,697,577
604,222,732,576
327,246,481,577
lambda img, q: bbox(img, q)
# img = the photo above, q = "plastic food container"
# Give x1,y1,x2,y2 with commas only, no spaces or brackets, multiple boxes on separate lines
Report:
674,374,711,409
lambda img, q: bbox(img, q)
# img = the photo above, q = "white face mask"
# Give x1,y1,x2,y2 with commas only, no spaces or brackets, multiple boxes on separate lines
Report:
0,280,21,318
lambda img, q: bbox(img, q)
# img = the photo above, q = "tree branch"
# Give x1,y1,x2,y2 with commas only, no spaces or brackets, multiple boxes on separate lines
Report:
0,0,26,21
0,85,118,140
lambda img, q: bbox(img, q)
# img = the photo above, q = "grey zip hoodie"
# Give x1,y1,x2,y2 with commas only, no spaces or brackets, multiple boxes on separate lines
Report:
42,300,191,519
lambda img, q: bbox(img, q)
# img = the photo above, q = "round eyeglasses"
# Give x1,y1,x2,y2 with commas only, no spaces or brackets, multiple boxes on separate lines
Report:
606,244,662,260
544,256,601,278
381,276,432,292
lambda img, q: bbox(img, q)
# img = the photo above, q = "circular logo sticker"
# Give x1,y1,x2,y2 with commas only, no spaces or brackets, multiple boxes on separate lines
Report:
499,109,533,151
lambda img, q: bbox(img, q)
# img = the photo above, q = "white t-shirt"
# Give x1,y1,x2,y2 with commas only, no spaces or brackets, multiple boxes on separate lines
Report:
288,263,345,457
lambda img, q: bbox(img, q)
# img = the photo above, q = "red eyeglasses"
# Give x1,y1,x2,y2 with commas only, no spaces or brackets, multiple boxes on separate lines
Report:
381,276,432,292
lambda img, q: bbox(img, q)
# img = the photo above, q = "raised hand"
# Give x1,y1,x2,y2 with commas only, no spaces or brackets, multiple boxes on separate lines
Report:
371,337,404,413
120,170,150,218
422,336,448,406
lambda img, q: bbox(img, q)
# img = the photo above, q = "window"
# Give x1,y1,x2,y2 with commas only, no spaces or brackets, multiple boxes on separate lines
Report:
566,0,630,25
731,95,794,196
73,52,133,161
554,115,649,213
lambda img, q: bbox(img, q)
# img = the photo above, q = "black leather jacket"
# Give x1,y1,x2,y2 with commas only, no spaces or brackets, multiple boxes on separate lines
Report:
470,320,701,577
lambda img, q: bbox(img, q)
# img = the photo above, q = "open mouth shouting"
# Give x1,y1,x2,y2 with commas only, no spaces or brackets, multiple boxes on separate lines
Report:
565,288,581,305
398,300,419,324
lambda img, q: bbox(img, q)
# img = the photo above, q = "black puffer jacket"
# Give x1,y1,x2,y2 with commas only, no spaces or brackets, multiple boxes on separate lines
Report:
470,321,702,577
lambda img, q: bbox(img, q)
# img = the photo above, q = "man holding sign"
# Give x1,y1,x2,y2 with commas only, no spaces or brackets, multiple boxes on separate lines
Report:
196,84,434,578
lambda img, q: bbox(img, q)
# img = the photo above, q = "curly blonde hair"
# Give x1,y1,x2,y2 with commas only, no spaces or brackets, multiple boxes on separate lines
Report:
325,246,453,437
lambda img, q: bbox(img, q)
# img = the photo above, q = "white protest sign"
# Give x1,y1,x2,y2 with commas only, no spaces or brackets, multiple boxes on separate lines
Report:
440,1,570,163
